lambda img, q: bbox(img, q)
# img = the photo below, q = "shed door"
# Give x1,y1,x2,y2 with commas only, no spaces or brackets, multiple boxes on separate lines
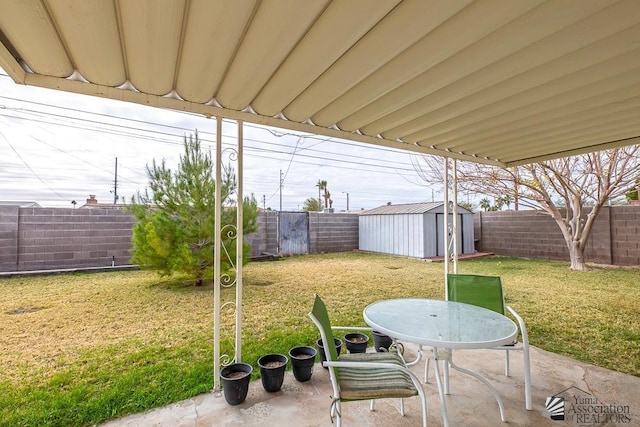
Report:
278,212,309,256
436,213,464,256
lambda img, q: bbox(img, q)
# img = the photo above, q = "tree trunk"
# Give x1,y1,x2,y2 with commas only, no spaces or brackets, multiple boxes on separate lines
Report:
196,271,204,286
568,240,587,271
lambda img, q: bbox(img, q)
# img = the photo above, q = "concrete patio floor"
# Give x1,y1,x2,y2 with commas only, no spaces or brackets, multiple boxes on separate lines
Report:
101,343,639,426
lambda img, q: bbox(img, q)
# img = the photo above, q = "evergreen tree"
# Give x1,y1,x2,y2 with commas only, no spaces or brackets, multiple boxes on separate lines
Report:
129,132,258,285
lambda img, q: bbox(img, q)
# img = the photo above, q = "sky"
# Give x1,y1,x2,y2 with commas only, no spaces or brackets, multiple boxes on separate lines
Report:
0,71,448,211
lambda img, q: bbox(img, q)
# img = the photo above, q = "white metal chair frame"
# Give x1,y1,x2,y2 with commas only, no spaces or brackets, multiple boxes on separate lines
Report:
309,295,428,427
423,275,532,411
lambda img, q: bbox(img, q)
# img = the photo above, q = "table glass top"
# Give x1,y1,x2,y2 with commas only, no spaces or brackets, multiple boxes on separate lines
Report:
363,298,518,349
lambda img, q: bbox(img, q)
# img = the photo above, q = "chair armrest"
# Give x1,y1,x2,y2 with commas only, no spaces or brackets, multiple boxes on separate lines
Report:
506,305,530,346
324,360,407,371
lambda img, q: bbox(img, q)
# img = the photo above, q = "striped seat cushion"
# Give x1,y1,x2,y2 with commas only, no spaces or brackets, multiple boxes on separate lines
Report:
336,352,418,401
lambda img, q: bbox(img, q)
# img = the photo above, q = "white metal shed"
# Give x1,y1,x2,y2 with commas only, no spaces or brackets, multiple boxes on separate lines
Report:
359,202,474,258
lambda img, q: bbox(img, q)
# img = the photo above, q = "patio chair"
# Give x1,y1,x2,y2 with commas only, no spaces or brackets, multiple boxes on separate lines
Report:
444,273,532,410
308,294,427,427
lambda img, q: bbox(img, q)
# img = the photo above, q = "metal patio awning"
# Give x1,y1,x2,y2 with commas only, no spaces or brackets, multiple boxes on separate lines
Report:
3,0,640,397
1,0,639,167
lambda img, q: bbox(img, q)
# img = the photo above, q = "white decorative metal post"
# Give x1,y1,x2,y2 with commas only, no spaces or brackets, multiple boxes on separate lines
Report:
443,157,459,300
235,121,243,364
213,118,244,393
214,117,222,392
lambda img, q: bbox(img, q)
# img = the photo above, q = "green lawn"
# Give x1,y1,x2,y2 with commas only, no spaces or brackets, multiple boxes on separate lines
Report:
1,252,638,426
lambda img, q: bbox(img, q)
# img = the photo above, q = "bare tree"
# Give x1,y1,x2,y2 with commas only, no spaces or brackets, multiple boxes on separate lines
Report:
413,146,640,271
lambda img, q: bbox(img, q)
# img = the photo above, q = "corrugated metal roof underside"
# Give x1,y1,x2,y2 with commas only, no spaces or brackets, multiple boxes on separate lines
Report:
1,0,639,166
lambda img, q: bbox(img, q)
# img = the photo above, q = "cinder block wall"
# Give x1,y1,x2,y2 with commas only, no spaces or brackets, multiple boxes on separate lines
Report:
0,208,358,272
0,206,19,270
0,207,135,272
245,210,278,256
610,206,640,265
246,211,359,256
474,206,639,265
309,212,359,253
3,206,637,272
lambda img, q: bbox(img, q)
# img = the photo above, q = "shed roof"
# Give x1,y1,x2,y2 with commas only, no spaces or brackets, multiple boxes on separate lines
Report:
361,202,471,215
1,1,639,167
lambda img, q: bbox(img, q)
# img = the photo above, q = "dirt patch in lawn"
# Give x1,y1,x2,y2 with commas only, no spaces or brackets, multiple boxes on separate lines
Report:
6,306,45,315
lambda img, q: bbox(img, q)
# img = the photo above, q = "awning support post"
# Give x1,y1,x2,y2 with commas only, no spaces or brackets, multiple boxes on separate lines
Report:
213,117,222,392
235,120,243,364
443,157,459,300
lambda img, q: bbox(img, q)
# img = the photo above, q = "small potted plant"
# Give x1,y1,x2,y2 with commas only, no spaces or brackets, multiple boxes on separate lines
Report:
220,362,253,405
344,332,369,353
372,330,393,352
257,353,288,392
316,337,343,368
289,346,317,382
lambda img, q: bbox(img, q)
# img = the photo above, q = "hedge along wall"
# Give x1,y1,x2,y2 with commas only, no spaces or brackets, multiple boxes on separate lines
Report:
474,206,640,266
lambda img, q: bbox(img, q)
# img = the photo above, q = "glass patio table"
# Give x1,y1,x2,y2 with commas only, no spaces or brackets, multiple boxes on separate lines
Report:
363,298,518,427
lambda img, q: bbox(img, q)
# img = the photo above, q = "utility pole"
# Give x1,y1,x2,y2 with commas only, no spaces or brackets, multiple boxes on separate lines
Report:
262,194,266,210
342,191,349,211
277,170,283,255
113,157,118,204
279,169,283,212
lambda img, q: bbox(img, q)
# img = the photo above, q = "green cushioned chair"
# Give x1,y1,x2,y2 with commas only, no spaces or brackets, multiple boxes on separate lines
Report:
446,274,532,410
309,294,427,427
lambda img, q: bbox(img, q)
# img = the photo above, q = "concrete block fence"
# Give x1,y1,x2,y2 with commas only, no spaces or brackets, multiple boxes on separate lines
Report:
0,206,135,272
0,208,360,273
244,211,359,256
1,206,638,273
474,206,639,266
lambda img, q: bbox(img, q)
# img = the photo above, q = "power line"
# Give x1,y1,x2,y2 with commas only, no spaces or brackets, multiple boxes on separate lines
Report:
0,105,417,172
0,127,67,200
0,93,419,170
0,74,430,207
1,73,420,157
0,108,420,175
0,110,419,185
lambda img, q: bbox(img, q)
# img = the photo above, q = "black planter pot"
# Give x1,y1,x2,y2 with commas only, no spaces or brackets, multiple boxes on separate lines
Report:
372,330,393,352
220,362,253,405
316,338,343,368
288,346,317,382
344,332,369,353
257,353,288,392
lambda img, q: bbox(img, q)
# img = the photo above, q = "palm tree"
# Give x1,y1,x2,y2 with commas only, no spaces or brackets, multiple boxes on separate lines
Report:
502,195,512,210
316,179,327,209
479,198,491,212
